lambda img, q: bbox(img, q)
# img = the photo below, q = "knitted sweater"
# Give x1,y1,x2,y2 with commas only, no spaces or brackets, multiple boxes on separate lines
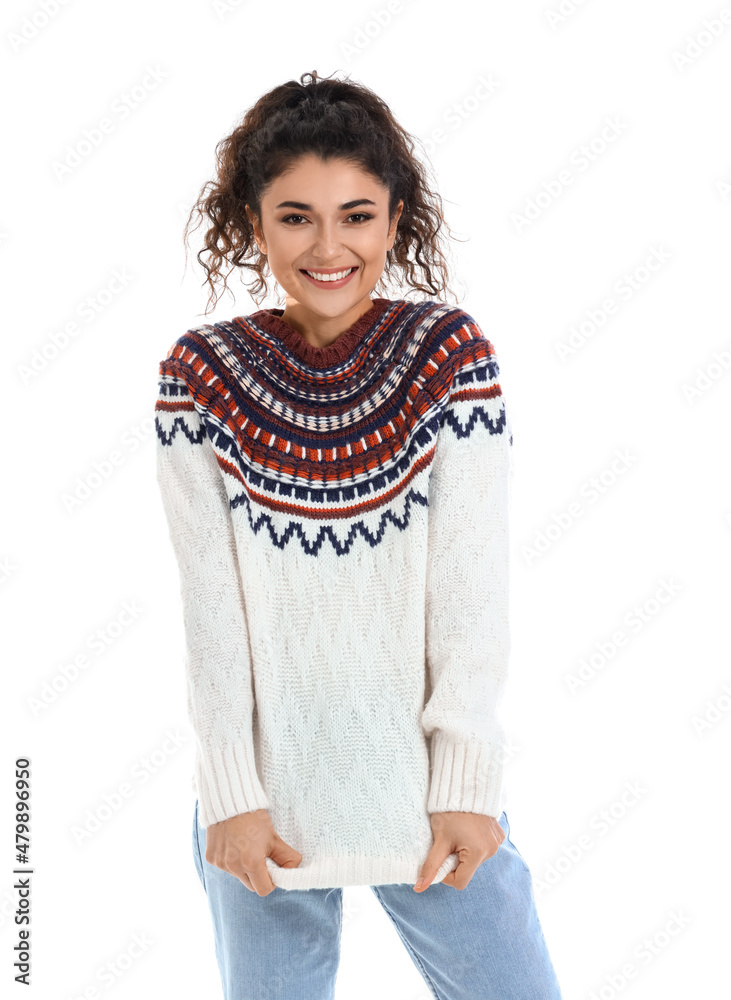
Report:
154,296,513,891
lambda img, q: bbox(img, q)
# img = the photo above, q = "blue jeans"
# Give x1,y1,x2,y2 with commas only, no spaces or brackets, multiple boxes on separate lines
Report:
192,799,563,1000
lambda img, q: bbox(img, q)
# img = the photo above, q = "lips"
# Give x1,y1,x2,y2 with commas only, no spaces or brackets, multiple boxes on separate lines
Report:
299,265,359,289
301,266,357,276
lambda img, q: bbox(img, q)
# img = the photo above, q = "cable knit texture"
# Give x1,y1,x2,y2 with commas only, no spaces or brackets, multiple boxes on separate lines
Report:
154,297,513,890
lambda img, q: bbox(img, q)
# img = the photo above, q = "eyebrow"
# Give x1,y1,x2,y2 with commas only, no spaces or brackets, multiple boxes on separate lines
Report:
274,198,377,211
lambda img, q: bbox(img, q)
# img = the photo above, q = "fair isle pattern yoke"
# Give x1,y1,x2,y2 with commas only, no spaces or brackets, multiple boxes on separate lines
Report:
155,297,514,890
156,299,511,556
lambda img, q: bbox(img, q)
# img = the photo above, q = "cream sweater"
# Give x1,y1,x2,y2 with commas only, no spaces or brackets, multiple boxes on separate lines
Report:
154,297,513,890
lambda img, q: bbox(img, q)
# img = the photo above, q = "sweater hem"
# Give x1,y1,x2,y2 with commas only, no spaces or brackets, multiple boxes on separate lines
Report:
260,850,461,891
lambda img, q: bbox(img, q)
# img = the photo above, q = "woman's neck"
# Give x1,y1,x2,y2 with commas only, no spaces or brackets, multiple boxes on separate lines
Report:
279,294,376,348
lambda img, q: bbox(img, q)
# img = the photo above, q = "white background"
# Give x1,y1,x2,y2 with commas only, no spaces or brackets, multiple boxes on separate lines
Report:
3,1,730,998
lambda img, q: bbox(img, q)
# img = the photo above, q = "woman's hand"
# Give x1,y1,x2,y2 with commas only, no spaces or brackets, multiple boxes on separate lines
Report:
205,808,302,896
414,811,505,892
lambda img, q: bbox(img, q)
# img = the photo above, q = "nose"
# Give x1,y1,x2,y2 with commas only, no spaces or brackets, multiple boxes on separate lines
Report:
308,222,344,262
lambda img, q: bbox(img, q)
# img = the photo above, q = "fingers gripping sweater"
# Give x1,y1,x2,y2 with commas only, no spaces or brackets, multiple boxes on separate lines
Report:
154,297,513,890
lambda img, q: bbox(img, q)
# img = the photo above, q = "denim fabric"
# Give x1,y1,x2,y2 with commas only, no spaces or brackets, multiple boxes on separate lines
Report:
192,798,563,1000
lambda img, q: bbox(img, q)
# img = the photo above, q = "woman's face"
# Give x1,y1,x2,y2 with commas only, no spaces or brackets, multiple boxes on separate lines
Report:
246,153,403,322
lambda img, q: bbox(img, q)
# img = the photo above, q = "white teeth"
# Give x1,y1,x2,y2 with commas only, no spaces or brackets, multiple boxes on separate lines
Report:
304,267,355,282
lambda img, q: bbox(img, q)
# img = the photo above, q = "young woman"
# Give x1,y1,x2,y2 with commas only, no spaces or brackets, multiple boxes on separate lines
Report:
155,70,564,1000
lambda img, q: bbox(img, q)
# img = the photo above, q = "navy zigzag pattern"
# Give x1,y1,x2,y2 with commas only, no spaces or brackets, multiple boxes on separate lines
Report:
229,486,430,557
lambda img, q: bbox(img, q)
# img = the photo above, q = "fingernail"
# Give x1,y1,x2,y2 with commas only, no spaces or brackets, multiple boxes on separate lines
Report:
414,879,425,890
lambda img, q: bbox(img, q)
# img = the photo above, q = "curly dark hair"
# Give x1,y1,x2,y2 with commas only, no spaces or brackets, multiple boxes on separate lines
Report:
183,70,461,314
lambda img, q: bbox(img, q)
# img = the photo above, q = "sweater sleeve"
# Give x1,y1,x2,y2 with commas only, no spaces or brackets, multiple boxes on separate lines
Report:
420,320,513,819
155,365,270,828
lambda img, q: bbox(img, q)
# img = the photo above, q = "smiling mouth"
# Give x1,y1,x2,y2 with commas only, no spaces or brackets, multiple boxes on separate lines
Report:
300,266,358,283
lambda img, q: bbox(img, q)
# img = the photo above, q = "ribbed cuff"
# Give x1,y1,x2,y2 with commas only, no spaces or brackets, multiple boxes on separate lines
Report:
426,732,504,817
194,742,270,828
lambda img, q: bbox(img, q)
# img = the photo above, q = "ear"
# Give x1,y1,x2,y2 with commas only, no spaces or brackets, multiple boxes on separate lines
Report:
245,204,267,255
386,199,404,250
